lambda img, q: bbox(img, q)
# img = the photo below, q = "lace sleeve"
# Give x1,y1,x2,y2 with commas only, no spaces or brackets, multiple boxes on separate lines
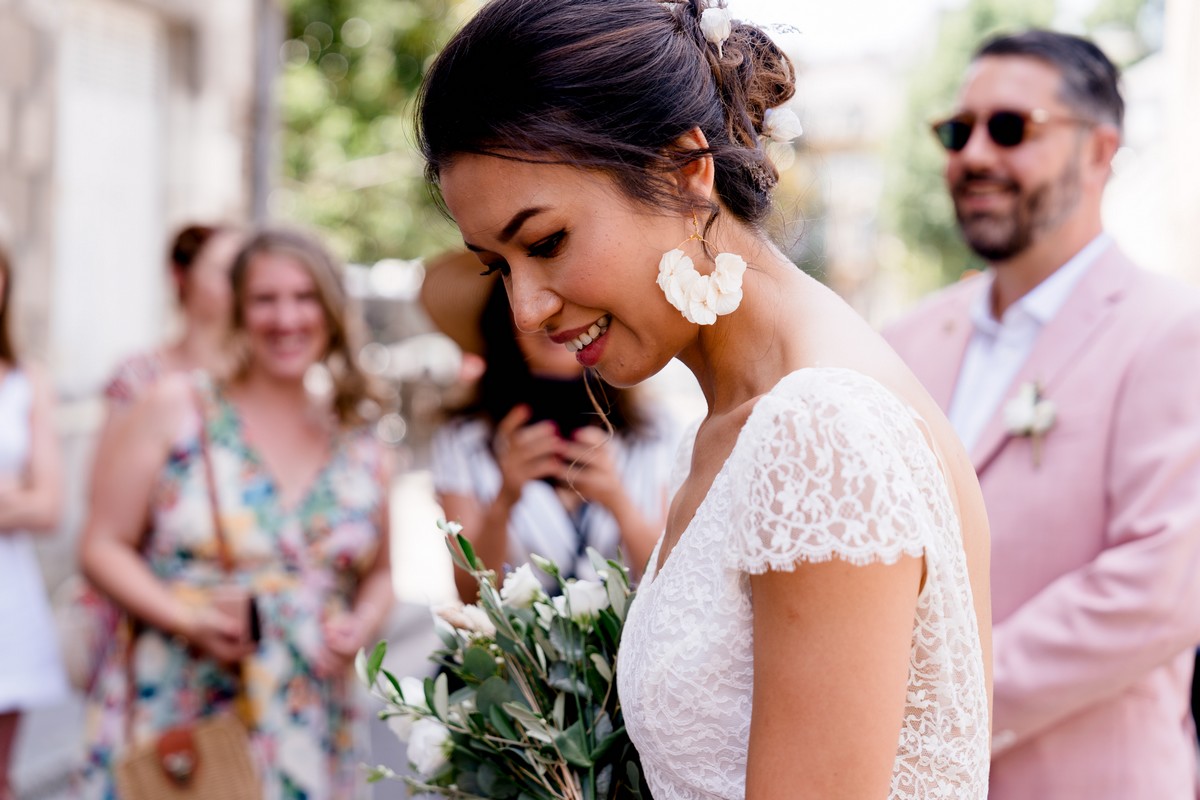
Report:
723,376,932,574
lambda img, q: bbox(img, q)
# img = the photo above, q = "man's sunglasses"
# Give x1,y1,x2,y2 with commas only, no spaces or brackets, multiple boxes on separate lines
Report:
930,109,1094,152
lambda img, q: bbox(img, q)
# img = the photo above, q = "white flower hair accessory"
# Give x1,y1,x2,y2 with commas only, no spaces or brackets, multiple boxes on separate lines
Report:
762,107,803,144
1003,381,1056,467
700,6,733,57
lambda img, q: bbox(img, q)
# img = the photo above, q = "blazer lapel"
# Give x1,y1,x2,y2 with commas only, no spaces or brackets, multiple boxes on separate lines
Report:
970,247,1135,473
924,284,978,411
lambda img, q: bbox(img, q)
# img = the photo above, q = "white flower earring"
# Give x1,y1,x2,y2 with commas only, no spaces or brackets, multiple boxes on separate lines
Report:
656,214,747,326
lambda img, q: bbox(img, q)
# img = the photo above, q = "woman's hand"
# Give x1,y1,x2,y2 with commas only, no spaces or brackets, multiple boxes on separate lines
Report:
183,602,256,664
560,426,624,509
314,611,371,678
492,405,565,500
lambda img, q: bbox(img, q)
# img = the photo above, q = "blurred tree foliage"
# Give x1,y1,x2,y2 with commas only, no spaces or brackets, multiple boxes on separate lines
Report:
880,0,1056,293
279,0,472,263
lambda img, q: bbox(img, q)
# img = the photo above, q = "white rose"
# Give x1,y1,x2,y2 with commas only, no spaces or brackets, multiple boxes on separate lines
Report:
407,718,452,775
387,713,414,743
461,604,497,638
563,580,610,622
1031,400,1056,434
500,564,543,608
1003,399,1034,433
762,107,804,144
699,7,732,56
400,676,428,711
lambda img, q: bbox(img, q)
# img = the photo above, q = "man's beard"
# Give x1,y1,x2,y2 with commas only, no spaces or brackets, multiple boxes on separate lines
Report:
952,157,1083,262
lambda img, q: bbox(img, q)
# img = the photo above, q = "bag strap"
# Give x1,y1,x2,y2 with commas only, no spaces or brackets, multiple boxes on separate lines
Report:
123,380,246,744
193,383,235,575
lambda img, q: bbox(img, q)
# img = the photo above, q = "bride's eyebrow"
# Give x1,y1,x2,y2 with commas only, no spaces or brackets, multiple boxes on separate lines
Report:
464,207,548,252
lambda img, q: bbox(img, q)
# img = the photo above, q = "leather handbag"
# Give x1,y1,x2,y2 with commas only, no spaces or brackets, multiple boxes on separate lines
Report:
114,385,261,800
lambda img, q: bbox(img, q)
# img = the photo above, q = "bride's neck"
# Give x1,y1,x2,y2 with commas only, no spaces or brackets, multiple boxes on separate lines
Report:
677,233,814,414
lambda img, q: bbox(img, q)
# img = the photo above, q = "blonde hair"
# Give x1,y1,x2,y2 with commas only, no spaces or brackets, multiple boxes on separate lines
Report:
230,228,379,427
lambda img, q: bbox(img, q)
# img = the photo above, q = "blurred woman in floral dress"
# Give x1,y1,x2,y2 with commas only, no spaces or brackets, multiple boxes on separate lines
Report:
79,228,394,799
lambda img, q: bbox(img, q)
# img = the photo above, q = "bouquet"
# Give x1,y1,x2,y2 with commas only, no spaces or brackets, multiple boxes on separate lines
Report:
360,521,649,800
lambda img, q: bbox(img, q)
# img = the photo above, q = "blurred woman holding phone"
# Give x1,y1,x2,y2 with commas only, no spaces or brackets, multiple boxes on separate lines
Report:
79,228,394,799
421,252,677,601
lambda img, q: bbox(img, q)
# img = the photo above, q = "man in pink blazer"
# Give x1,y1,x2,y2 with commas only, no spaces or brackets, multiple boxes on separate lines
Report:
886,30,1200,799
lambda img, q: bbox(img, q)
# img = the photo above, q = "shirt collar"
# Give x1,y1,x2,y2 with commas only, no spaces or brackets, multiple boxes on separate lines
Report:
968,233,1112,334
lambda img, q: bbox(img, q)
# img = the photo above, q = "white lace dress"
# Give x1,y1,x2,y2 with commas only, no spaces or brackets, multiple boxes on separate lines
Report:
617,368,989,799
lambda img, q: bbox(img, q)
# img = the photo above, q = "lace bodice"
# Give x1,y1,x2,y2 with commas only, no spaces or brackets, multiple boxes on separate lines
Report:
616,368,989,799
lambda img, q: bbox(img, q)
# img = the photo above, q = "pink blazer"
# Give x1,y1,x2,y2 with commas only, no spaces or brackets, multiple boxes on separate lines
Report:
886,245,1200,800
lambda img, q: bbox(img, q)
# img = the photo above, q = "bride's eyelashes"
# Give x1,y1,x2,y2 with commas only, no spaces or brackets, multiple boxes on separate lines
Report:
527,230,566,259
476,230,566,277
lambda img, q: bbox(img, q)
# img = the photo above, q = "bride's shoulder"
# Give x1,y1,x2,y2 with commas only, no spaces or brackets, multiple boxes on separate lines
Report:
745,367,920,442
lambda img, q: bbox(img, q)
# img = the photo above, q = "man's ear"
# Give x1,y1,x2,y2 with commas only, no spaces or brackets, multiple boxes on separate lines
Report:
1087,123,1121,184
670,127,716,202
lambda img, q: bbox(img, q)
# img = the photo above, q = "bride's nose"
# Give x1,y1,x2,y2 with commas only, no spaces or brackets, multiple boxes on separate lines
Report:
508,269,562,334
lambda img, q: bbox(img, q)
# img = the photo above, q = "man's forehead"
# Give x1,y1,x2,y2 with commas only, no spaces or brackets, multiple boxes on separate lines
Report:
957,55,1064,110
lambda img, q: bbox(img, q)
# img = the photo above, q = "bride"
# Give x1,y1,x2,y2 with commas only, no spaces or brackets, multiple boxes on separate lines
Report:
416,0,993,796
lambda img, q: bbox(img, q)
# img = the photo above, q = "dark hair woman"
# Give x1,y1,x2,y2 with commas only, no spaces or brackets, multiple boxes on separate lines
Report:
417,1,994,797
421,251,676,601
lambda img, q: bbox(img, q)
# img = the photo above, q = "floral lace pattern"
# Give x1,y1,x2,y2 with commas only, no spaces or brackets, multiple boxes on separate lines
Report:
617,368,989,799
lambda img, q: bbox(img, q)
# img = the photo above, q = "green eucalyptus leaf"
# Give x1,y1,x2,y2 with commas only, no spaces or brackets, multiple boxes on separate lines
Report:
434,672,450,720
586,547,610,577
457,533,479,569
589,653,613,684
423,676,438,720
604,575,627,621
552,691,566,729
487,703,518,740
365,640,387,684
476,675,512,716
548,662,590,696
595,764,613,799
463,646,498,681
494,631,523,657
477,761,520,798
502,702,555,744
553,720,593,768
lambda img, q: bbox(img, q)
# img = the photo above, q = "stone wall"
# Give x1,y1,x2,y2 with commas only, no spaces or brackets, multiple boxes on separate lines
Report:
0,0,268,589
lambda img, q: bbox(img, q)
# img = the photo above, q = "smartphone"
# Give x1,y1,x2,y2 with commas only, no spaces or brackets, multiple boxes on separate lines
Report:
248,596,262,643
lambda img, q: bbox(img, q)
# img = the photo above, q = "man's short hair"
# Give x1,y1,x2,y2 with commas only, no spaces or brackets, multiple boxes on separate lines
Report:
975,29,1124,132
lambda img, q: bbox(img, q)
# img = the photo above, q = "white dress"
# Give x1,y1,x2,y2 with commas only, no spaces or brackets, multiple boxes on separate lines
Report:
617,368,989,799
0,369,68,711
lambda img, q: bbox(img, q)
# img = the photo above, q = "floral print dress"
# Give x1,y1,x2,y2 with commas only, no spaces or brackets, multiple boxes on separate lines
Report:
80,379,389,800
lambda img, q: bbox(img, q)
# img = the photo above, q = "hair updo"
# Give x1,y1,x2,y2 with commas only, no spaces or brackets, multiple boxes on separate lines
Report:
418,0,795,226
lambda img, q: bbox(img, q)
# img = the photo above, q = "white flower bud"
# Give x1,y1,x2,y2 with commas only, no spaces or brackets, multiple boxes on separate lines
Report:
563,579,610,622
700,7,733,57
500,563,543,608
762,107,803,144
407,718,452,774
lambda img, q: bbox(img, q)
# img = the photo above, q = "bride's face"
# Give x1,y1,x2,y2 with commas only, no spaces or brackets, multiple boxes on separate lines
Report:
440,154,697,388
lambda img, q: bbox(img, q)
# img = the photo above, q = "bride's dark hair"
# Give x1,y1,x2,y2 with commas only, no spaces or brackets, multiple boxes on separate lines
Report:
417,0,795,225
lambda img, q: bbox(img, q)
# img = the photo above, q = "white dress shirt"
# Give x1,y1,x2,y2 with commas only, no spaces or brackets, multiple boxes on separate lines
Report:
948,235,1112,452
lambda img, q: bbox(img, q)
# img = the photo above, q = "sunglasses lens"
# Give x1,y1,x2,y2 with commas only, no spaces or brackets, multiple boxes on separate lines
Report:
935,120,972,152
987,112,1026,147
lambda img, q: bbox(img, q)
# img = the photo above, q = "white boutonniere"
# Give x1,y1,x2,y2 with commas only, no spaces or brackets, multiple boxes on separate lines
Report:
1003,381,1056,467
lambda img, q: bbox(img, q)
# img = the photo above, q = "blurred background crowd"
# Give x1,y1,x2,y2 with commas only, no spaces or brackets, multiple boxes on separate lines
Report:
0,0,1196,797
